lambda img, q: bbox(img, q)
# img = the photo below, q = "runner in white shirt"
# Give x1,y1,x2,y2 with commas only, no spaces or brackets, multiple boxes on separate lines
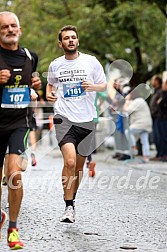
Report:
46,25,107,223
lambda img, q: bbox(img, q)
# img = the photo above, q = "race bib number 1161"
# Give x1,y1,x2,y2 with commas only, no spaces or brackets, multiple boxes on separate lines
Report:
63,82,86,99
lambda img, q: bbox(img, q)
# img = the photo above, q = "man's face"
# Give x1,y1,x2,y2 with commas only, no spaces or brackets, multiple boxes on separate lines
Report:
0,13,22,47
59,30,79,53
162,81,167,91
151,77,160,89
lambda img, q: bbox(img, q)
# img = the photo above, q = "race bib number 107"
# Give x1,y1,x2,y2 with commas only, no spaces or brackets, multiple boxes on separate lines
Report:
1,87,30,108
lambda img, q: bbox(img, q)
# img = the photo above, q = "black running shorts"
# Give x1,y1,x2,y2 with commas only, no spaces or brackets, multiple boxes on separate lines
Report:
0,128,30,167
54,114,96,157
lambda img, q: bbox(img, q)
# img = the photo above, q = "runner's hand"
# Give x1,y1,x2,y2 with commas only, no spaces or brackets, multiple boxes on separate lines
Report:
0,69,11,84
31,76,42,90
82,80,93,91
46,92,57,104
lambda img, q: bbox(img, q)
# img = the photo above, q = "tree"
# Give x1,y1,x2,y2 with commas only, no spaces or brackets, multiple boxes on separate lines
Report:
97,0,166,85
0,0,166,86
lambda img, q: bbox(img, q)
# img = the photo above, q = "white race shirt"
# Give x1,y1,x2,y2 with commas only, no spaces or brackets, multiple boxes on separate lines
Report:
47,52,106,122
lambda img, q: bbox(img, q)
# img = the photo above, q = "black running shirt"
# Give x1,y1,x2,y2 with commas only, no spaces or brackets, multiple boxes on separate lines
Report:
0,46,38,130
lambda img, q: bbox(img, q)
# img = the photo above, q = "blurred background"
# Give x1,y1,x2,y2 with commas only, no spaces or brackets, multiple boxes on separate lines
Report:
0,0,166,88
1,0,166,154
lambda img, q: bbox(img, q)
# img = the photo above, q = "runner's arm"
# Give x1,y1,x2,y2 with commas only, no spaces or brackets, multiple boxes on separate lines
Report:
46,83,57,103
82,81,107,92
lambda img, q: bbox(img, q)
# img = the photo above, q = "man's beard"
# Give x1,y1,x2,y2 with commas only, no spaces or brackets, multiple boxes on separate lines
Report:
63,46,78,54
2,35,19,45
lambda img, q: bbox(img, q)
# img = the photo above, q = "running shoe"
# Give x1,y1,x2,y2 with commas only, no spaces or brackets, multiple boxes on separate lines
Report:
31,153,37,166
8,228,24,250
88,161,96,177
0,210,7,240
60,206,75,223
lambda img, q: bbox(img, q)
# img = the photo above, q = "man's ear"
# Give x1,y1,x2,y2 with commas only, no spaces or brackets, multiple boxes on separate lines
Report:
19,27,22,37
59,41,62,49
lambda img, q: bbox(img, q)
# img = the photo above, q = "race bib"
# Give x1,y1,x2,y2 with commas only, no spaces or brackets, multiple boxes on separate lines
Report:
1,86,30,108
63,82,86,100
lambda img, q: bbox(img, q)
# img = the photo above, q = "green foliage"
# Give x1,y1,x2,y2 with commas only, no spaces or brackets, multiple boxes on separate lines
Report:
0,0,166,85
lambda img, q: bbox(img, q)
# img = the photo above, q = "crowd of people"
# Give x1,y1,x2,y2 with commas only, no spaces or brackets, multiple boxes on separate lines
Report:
0,11,167,251
108,75,167,163
149,75,167,161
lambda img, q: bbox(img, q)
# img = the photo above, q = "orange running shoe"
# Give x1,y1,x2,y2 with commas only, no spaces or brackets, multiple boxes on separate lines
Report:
8,228,24,250
88,161,96,177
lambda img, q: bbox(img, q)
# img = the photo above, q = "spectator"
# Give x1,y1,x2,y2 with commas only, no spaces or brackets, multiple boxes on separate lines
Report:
123,89,152,163
155,79,167,161
149,75,162,160
109,81,131,160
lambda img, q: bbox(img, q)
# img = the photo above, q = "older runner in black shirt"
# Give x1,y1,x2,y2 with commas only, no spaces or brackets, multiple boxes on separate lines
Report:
0,11,41,250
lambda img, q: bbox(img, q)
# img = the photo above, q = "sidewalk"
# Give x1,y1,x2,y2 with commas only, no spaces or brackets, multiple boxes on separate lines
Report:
94,148,167,175
1,144,167,252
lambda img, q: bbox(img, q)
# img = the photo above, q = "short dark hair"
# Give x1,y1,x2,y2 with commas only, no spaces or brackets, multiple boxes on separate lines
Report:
152,75,162,86
58,25,78,42
155,76,162,85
